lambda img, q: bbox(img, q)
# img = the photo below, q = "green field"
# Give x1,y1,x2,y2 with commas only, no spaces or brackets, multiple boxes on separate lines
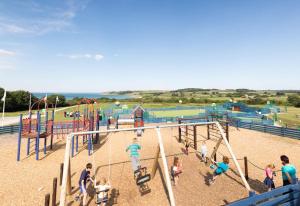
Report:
276,106,300,128
149,109,205,118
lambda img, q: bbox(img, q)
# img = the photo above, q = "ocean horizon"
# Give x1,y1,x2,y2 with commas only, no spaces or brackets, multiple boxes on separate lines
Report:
33,92,132,100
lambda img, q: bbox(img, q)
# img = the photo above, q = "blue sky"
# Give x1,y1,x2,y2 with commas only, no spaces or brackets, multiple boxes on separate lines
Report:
0,0,300,92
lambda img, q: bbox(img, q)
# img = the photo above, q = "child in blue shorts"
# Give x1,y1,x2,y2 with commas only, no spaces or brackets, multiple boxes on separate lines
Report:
209,156,229,185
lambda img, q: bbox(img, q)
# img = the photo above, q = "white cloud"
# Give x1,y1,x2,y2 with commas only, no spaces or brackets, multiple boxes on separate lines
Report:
0,49,16,56
0,0,90,35
58,53,104,61
94,54,104,61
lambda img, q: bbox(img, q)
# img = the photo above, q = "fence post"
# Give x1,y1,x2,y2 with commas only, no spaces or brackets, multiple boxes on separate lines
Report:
226,122,229,142
178,119,182,143
60,163,64,186
45,193,50,206
244,156,249,180
207,124,210,140
193,125,197,150
52,178,57,206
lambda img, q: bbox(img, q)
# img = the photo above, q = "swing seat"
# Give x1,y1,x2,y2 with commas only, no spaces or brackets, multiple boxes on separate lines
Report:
96,196,108,204
136,174,151,185
139,182,151,195
95,188,110,205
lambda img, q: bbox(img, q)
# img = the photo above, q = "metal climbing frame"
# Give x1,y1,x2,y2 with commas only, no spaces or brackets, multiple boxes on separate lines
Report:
59,121,251,206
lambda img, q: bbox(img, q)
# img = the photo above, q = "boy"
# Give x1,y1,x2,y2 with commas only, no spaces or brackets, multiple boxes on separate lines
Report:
280,155,297,186
126,138,141,172
200,141,208,163
75,163,93,206
209,156,229,185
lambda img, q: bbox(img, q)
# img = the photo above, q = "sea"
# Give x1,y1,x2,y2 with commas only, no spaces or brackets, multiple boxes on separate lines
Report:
33,92,132,100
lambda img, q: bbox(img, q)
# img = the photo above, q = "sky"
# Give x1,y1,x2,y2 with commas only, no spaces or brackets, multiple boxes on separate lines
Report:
0,0,300,92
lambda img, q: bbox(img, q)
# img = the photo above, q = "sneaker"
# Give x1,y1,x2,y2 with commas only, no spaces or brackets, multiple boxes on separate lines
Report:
75,196,80,201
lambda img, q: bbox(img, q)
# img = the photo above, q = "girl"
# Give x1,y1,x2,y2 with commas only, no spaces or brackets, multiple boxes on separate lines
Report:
209,156,230,185
94,177,111,206
200,141,208,163
263,164,276,191
171,156,183,186
184,138,190,155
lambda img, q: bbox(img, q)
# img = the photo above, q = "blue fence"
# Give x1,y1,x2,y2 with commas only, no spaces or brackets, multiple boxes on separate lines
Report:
232,120,300,140
229,181,300,206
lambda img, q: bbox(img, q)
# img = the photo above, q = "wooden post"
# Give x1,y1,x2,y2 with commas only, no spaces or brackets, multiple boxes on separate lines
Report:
66,157,72,195
226,122,229,142
178,119,182,143
151,145,160,178
193,125,197,150
52,178,57,206
185,125,188,139
60,163,64,186
214,152,217,162
244,156,249,180
207,124,210,140
45,193,50,206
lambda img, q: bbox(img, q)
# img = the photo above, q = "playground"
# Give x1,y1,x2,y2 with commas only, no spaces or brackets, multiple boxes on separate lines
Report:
0,122,299,205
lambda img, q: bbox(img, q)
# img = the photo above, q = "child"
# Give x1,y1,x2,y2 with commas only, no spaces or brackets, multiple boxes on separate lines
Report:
94,177,111,206
200,141,208,163
171,156,183,186
126,138,141,172
75,163,93,206
209,156,229,185
184,138,190,155
263,164,276,191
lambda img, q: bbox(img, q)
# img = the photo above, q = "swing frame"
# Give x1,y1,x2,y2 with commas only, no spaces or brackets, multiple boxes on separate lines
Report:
59,122,251,206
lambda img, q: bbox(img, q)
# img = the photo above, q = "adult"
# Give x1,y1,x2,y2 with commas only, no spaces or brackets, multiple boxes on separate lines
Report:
280,155,297,186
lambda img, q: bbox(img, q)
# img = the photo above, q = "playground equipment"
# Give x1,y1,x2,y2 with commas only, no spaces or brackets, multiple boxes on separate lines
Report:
17,110,54,161
17,101,101,161
59,121,251,206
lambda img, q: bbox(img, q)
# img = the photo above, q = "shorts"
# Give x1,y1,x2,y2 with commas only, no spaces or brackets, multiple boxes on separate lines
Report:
263,177,275,189
80,185,87,194
214,171,222,176
283,179,291,186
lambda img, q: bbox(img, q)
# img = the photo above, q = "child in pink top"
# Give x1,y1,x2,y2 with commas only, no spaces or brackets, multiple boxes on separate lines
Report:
263,164,276,191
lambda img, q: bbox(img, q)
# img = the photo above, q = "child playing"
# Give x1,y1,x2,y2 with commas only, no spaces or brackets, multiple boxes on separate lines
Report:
184,138,190,155
94,177,111,206
209,156,229,185
75,163,93,206
200,141,208,163
126,138,141,172
263,164,276,191
171,156,183,186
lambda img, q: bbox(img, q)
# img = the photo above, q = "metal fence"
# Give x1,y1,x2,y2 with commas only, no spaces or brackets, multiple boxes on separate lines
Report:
1,116,300,140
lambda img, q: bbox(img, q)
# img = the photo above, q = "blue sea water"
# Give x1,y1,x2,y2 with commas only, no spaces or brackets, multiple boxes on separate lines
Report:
33,92,131,100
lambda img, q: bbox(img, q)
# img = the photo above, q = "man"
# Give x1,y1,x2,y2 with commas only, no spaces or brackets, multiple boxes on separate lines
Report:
280,155,297,186
76,163,93,206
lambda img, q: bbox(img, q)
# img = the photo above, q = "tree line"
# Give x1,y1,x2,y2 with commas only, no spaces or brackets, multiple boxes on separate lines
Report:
0,88,67,112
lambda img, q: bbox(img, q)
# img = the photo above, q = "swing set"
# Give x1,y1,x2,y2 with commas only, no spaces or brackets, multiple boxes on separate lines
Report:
59,122,251,206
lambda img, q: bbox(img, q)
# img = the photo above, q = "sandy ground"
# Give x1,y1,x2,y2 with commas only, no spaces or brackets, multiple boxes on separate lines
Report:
0,125,299,206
